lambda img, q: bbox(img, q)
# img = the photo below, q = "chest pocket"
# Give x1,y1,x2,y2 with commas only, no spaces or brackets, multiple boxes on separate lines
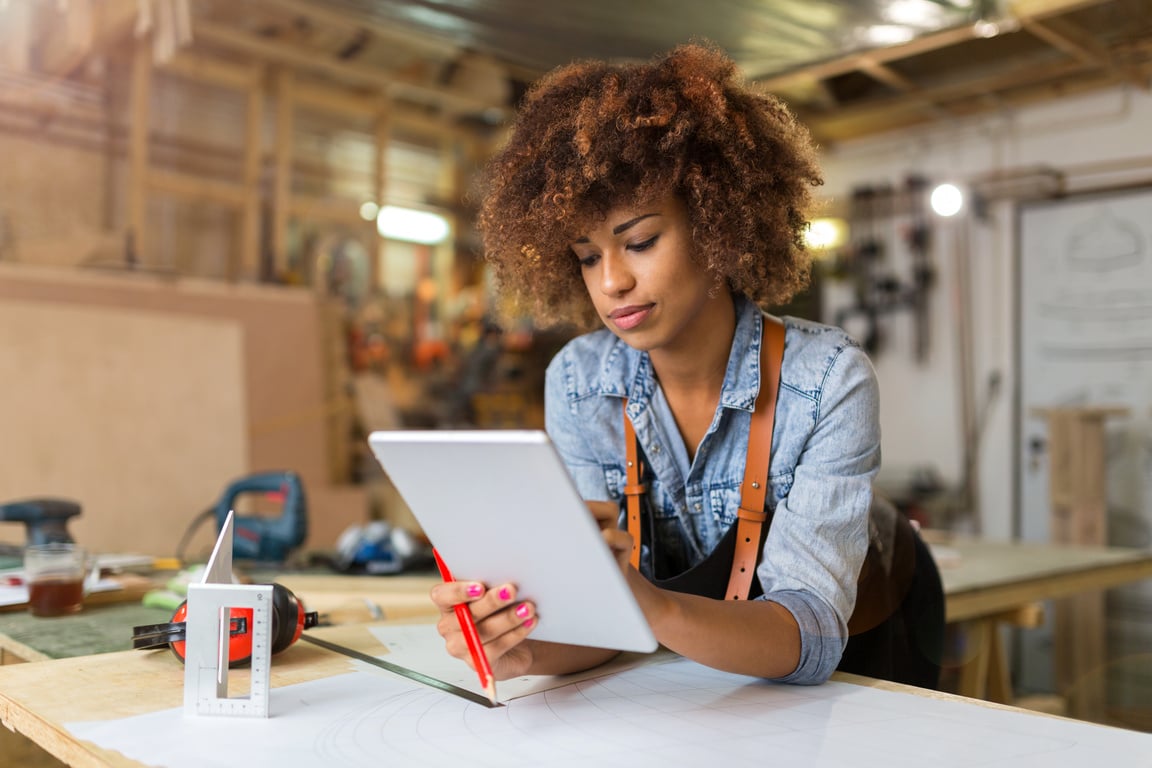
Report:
605,464,704,578
707,472,793,528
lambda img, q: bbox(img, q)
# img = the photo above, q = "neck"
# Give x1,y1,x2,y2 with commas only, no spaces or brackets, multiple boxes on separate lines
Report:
649,294,737,396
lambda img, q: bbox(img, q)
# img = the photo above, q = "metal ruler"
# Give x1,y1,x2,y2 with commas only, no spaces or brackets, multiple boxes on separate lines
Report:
300,634,501,708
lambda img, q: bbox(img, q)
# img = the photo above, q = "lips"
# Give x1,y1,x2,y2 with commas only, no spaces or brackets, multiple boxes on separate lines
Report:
608,304,654,331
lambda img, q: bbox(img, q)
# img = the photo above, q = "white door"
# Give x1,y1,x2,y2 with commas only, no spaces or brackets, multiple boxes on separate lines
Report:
1016,186,1152,695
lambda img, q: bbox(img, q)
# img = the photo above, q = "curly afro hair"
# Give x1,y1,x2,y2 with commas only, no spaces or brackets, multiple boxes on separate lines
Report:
476,41,824,329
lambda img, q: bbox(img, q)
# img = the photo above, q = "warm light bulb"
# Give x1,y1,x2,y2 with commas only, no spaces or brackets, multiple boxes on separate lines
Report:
376,206,450,244
805,218,847,250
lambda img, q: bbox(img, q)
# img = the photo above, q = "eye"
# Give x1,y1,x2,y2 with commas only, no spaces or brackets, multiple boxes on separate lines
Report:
628,235,658,252
575,251,601,268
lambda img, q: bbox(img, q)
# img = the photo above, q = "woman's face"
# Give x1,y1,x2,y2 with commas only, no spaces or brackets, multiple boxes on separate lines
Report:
570,194,732,355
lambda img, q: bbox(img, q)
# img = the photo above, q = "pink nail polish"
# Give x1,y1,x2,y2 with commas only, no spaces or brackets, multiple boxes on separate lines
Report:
523,617,535,629
515,603,530,619
466,583,483,598
498,587,512,601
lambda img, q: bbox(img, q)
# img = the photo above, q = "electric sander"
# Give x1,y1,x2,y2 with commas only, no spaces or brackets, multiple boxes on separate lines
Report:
0,498,82,551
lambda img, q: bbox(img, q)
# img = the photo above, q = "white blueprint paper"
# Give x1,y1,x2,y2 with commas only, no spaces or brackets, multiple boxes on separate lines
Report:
66,656,1152,768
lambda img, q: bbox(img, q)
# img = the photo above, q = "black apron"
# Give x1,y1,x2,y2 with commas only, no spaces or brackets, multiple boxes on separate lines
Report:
623,314,943,688
640,491,944,689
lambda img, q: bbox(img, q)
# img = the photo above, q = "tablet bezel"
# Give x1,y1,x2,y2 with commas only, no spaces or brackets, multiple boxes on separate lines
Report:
368,429,657,653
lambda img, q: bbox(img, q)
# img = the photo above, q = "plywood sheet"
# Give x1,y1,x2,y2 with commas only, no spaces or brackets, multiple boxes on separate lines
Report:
0,300,247,556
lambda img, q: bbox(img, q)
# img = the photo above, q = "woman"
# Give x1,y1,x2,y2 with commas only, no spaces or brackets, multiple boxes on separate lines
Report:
431,42,942,687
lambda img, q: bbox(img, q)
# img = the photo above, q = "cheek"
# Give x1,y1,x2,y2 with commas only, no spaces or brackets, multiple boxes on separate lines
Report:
580,269,605,306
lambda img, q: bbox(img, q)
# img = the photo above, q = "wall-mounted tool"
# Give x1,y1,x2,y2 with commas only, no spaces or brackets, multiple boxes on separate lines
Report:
834,175,937,361
0,498,82,546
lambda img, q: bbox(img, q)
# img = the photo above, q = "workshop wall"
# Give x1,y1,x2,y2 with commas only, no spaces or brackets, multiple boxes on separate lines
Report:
0,265,365,558
819,83,1152,541
0,130,119,268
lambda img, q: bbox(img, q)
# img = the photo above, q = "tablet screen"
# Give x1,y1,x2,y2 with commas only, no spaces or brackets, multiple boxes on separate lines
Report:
368,430,657,653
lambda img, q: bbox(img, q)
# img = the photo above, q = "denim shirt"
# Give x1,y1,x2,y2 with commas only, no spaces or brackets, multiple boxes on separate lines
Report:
544,295,880,685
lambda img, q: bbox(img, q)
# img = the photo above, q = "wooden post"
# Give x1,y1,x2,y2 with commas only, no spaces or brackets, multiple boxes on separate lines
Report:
372,101,390,294
239,64,266,282
1033,405,1129,721
128,35,153,265
272,68,295,282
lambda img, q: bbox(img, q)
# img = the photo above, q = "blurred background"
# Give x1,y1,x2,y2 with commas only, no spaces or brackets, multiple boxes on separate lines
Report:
1,0,1151,732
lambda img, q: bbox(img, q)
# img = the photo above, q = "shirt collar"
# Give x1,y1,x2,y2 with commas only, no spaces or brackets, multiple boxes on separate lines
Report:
602,294,766,414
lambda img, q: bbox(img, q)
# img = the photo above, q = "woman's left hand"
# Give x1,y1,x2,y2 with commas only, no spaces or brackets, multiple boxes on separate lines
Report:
587,500,633,570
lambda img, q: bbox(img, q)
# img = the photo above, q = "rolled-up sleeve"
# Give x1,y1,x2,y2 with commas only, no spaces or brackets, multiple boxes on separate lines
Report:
760,341,881,685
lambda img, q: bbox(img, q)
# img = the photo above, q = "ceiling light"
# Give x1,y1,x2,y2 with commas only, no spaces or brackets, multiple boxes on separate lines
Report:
885,0,946,28
359,201,380,222
376,206,450,244
972,19,1001,38
930,184,964,217
863,25,917,46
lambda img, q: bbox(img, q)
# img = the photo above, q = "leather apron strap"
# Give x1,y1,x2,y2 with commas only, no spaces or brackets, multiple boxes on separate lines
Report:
727,316,784,600
623,315,785,600
622,402,646,570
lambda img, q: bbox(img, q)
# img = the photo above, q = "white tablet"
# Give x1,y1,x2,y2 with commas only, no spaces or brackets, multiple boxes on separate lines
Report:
368,429,657,653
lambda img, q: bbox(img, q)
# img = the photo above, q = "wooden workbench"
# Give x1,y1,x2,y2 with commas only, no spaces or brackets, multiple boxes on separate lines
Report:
925,531,1152,710
0,572,440,666
928,532,1152,623
0,623,387,768
7,539,1152,702
5,619,1151,768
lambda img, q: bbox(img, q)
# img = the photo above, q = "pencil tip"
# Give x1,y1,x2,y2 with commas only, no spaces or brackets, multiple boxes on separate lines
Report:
486,681,498,705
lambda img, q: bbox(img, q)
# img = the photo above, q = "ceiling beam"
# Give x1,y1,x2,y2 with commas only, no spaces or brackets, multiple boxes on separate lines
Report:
1020,16,1109,67
241,0,462,63
805,58,1152,144
1006,0,1114,20
756,25,983,91
192,20,506,119
857,57,918,93
756,0,1117,94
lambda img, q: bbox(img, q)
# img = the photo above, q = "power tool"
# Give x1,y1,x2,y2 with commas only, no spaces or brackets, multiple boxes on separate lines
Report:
214,471,307,562
0,498,82,547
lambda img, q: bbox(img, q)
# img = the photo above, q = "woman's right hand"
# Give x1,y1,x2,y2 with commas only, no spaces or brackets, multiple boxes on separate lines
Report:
429,580,538,680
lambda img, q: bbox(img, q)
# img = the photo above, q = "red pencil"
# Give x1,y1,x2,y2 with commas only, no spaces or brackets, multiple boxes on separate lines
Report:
432,548,497,704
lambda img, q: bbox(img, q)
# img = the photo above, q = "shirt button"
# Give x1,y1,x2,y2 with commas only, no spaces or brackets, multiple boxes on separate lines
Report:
694,503,702,512
650,444,660,454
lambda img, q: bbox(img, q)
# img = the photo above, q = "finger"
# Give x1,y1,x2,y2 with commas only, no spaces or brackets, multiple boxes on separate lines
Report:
587,500,619,531
476,600,535,643
481,612,538,663
465,582,519,620
437,583,528,636
602,528,633,568
440,601,536,666
429,580,486,610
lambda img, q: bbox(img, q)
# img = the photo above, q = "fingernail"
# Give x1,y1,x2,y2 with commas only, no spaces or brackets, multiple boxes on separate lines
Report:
466,583,483,598
523,617,535,629
515,603,530,619
498,587,512,601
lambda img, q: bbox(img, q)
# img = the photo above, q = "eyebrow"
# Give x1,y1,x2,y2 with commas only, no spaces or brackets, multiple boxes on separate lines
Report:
572,213,661,243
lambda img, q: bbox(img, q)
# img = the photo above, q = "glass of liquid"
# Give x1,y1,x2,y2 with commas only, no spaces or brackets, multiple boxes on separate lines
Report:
24,543,88,617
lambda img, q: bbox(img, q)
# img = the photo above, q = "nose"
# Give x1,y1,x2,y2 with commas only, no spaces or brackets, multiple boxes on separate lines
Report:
597,250,634,296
